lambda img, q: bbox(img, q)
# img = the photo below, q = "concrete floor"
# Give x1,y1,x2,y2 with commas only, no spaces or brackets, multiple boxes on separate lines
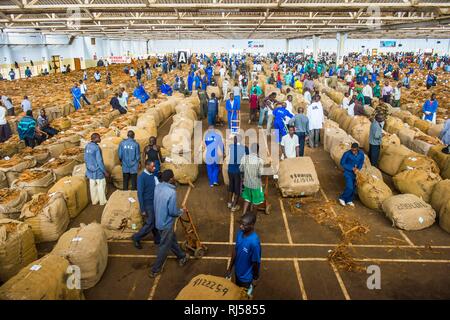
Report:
37,99,450,300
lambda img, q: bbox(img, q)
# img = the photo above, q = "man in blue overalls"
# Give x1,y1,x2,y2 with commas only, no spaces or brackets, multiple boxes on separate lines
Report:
84,133,109,206
339,142,365,207
118,130,141,191
204,125,224,187
207,93,219,126
132,160,160,249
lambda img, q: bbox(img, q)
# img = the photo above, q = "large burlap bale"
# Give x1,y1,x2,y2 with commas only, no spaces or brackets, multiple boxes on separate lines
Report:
347,116,371,134
42,158,77,182
360,165,383,181
0,188,29,218
428,145,450,179
324,127,348,152
162,130,193,155
356,171,393,210
398,155,440,175
99,136,122,174
351,122,371,152
51,223,108,289
278,157,320,197
146,107,164,126
72,164,86,178
382,194,436,231
59,134,81,149
430,180,450,214
101,190,143,240
384,116,404,135
59,147,84,164
156,100,175,119
0,219,37,282
379,144,415,176
403,114,418,127
11,169,57,196
51,118,71,131
393,168,441,203
173,108,197,122
397,127,419,149
330,138,357,168
111,165,127,190
19,147,51,165
0,156,37,187
206,86,222,99
0,171,7,189
340,114,353,133
20,192,69,243
176,274,248,300
161,154,198,184
119,126,150,151
328,107,346,123
48,176,89,218
136,114,157,137
38,140,65,158
439,199,450,233
428,123,444,137
414,119,431,134
0,254,83,300
410,136,440,156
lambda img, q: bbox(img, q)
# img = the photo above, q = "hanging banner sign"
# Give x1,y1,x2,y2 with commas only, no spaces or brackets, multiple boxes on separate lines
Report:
107,56,131,64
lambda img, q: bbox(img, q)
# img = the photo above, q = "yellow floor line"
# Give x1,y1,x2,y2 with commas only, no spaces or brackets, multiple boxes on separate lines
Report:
229,211,234,244
330,262,351,300
293,260,308,300
279,198,293,244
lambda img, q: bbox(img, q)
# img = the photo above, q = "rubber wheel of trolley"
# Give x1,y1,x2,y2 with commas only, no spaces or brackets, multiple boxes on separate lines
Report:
194,247,206,259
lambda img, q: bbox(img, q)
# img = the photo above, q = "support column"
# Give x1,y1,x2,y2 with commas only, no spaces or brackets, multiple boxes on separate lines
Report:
285,39,289,53
312,35,319,61
336,32,347,65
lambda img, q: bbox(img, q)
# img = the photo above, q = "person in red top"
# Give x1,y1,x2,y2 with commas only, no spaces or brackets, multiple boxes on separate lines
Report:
276,72,282,82
249,88,259,124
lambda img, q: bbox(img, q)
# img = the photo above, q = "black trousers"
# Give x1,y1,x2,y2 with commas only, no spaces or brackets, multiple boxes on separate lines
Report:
24,134,46,148
123,173,137,190
369,144,381,167
41,126,59,138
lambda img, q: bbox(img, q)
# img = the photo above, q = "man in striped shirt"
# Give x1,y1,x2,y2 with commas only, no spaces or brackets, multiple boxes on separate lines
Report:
240,143,264,215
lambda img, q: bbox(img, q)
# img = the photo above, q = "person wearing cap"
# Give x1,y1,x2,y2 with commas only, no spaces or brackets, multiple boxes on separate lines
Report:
118,130,141,191
355,87,365,106
339,142,365,207
369,114,385,167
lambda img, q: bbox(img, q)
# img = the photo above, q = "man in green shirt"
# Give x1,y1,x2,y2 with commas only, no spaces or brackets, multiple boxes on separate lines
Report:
373,80,381,98
250,81,263,97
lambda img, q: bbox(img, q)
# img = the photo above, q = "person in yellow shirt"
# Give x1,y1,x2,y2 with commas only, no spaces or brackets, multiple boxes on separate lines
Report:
294,77,303,94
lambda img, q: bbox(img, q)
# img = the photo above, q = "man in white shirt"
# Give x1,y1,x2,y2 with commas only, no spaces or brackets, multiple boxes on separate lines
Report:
118,92,128,110
345,72,353,84
219,66,226,79
284,95,294,123
121,87,129,103
342,92,355,116
392,82,402,108
94,70,101,82
79,80,91,105
306,94,324,148
1,95,14,116
129,67,136,77
362,82,373,106
280,126,299,159
21,96,32,113
303,88,312,105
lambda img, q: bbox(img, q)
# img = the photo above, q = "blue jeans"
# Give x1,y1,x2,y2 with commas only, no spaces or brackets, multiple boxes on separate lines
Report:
296,132,306,156
133,205,160,244
340,172,356,203
258,108,267,127
208,112,216,126
369,144,380,167
206,163,220,185
151,227,185,273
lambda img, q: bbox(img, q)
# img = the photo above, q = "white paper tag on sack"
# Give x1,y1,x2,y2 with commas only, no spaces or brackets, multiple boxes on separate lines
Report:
418,217,424,224
30,264,42,271
165,157,172,163
131,223,137,230
128,197,136,203
410,157,417,161
72,237,83,242
49,158,55,162
64,180,72,184
4,156,10,160
48,192,56,197
60,131,65,134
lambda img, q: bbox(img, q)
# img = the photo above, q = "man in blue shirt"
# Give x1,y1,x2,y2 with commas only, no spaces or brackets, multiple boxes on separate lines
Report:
84,133,109,206
132,160,160,249
207,93,219,126
118,130,141,191
150,169,189,277
226,213,261,290
227,134,248,212
339,142,365,207
205,125,224,187
17,110,46,148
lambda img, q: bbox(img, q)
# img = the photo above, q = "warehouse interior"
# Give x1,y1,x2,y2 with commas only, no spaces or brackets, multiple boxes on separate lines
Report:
0,0,449,301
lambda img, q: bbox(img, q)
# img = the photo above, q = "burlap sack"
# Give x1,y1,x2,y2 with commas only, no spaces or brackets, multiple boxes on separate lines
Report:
156,100,175,119
0,254,83,300
18,147,51,165
136,114,157,137
356,171,393,210
11,169,57,196
0,171,7,189
59,147,84,164
398,155,440,175
176,274,249,300
340,114,353,133
430,180,450,214
0,219,37,282
173,109,197,122
428,145,450,179
384,116,405,135
161,154,198,184
111,165,127,190
51,118,71,131
51,223,108,289
351,123,371,152
48,176,89,218
439,199,450,233
42,158,77,182
99,136,122,174
145,108,163,126
414,119,431,133
59,134,81,149
20,192,69,243
320,94,337,114
324,127,348,152
162,130,193,155
360,165,383,180
328,105,347,122
382,194,436,231
119,127,150,152
347,116,371,135
278,157,320,197
101,190,143,240
398,127,418,149
37,140,65,158
330,138,357,169
0,156,37,187
0,188,29,218
206,86,222,99
379,144,415,176
72,164,86,178
404,114,418,127
393,168,441,203
428,123,444,137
